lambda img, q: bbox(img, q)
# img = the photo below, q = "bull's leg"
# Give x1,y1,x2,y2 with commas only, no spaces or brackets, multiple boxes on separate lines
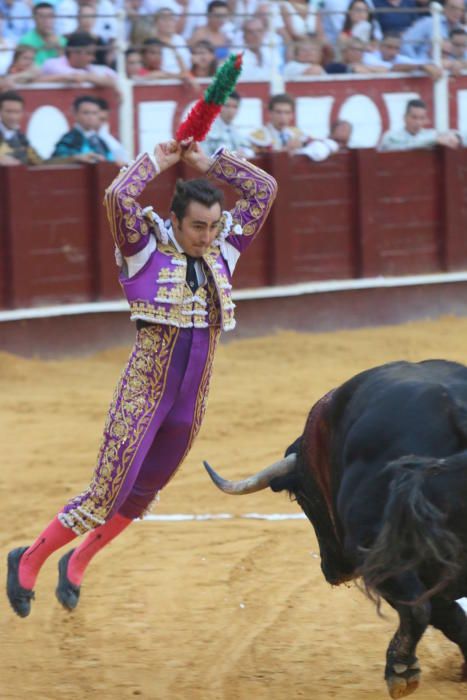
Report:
430,597,467,680
379,573,430,699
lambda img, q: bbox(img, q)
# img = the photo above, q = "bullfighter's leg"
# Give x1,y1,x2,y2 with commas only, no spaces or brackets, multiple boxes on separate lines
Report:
118,326,219,518
57,326,219,599
7,325,185,616
379,572,430,698
429,597,467,680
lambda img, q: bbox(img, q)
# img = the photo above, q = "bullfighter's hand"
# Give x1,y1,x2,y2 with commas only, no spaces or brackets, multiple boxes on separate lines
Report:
180,138,213,173
154,140,181,172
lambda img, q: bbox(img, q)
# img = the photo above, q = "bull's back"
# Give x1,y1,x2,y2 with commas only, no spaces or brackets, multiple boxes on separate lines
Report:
332,359,467,470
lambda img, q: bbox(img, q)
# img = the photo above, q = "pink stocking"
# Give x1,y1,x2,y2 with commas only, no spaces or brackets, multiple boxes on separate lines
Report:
67,513,132,586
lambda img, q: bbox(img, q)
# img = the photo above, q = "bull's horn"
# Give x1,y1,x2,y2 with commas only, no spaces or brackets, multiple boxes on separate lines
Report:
203,453,296,495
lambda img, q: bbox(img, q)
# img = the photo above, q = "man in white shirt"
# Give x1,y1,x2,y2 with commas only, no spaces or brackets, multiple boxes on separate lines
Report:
204,91,254,157
238,16,282,81
379,98,460,151
283,36,325,79
55,0,117,41
363,32,442,79
152,7,192,72
401,0,464,60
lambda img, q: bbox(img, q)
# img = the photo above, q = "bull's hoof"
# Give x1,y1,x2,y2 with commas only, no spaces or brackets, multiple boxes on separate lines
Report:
386,662,420,698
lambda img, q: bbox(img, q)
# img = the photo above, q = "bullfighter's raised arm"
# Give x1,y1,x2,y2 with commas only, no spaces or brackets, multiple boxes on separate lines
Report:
207,147,277,255
103,152,159,258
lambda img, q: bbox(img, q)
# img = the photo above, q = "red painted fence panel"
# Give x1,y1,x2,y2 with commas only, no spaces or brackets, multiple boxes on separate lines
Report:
2,148,467,312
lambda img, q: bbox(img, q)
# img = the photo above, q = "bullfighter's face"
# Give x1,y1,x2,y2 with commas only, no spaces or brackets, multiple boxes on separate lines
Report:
171,201,222,258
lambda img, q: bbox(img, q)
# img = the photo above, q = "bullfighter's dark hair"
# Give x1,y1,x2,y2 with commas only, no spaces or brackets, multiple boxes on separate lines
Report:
268,92,295,112
405,98,427,114
170,179,224,221
0,90,24,107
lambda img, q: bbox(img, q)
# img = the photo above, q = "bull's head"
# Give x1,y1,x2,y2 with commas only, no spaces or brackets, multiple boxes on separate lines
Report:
203,453,297,494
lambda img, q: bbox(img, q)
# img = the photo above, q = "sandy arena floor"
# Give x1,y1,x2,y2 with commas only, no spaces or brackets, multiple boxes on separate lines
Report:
2,317,467,700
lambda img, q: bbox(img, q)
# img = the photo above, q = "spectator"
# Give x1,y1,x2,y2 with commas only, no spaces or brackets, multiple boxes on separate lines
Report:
401,0,464,60
40,31,119,91
228,0,260,33
283,36,325,78
325,37,376,73
18,3,66,68
0,10,15,75
280,0,325,44
363,31,442,79
138,37,186,79
338,0,382,47
125,47,143,79
204,90,255,156
55,0,117,43
95,96,128,164
379,97,460,150
372,0,418,36
330,119,353,149
143,0,207,41
248,92,310,153
190,39,218,77
6,45,40,84
239,16,282,81
188,1,231,60
0,90,42,165
124,0,149,42
253,2,289,56
51,94,113,162
73,2,109,65
0,0,32,45
152,8,191,73
443,27,467,73
320,0,370,45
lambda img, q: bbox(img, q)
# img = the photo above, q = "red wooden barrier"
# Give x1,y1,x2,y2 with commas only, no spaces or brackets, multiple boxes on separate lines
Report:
2,164,97,308
2,149,467,312
357,149,443,277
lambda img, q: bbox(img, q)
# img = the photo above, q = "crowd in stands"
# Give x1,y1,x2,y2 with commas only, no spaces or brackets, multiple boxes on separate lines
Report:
0,0,466,166
0,0,466,90
0,84,463,168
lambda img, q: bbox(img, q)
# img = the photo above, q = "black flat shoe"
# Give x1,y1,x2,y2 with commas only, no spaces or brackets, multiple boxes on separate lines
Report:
56,549,80,611
7,546,35,618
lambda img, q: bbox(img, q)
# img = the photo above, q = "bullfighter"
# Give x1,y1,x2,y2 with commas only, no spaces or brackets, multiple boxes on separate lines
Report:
6,138,277,617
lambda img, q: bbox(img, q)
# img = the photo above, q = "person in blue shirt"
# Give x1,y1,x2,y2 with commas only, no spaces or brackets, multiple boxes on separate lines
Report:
52,94,113,164
372,0,418,35
401,0,464,59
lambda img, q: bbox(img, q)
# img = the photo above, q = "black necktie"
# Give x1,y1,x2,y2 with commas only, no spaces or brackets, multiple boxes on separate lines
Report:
185,255,198,291
88,133,107,157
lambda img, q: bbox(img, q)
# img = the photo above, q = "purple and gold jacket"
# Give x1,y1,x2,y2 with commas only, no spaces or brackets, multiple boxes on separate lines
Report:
104,148,277,331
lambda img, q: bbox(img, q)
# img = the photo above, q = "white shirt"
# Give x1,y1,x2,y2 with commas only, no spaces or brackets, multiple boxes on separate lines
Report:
160,34,191,72
0,38,15,75
363,49,418,69
239,46,282,81
204,117,254,157
55,0,117,41
379,127,439,151
283,60,313,79
99,124,129,163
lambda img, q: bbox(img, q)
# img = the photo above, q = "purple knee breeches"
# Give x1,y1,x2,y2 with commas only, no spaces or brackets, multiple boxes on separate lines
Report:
59,324,220,534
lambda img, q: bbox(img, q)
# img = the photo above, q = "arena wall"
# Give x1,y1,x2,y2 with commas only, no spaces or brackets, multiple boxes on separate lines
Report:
2,148,467,356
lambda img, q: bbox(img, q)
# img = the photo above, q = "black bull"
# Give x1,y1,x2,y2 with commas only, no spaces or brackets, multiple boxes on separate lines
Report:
204,359,467,698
